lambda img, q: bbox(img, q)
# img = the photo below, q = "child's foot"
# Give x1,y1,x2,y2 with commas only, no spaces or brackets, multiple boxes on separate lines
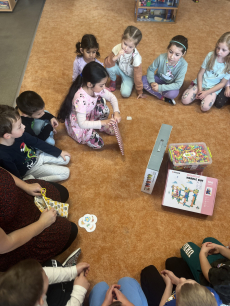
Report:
108,80,116,92
62,248,81,267
99,124,115,136
164,98,176,105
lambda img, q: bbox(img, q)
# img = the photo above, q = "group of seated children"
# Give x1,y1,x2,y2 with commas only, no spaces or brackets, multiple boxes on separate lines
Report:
1,237,230,306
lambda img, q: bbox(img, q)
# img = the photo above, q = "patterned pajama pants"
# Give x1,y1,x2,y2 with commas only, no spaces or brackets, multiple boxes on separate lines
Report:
181,82,217,112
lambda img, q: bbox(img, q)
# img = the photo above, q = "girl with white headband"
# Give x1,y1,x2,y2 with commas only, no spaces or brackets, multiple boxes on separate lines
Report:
142,35,188,105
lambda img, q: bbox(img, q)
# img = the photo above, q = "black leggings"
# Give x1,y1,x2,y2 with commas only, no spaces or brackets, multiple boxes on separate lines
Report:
214,87,230,108
141,258,195,306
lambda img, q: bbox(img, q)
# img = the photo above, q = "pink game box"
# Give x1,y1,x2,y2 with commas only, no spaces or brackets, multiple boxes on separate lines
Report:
162,170,218,216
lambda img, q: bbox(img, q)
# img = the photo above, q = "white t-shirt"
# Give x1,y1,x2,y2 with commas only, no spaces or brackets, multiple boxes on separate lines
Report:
112,43,142,78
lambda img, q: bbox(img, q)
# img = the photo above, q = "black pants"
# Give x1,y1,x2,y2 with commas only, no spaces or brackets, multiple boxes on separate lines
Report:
140,257,195,306
214,87,230,108
43,259,74,306
48,182,78,255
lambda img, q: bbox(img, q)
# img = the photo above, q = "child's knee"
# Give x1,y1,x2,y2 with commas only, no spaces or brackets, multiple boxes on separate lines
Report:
63,155,70,165
120,88,132,98
61,167,70,180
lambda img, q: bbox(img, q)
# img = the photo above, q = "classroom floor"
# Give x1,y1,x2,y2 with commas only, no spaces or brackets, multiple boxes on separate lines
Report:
20,0,230,294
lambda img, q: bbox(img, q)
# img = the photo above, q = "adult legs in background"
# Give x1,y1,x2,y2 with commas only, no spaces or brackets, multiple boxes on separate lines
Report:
118,277,148,306
215,87,230,108
180,237,225,282
89,282,110,306
106,64,134,98
141,265,166,306
142,75,179,100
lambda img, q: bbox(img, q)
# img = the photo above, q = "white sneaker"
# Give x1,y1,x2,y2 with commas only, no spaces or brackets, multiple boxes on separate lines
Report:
62,248,81,267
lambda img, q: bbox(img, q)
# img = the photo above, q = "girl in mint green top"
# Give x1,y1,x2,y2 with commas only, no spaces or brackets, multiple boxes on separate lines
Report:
182,32,230,112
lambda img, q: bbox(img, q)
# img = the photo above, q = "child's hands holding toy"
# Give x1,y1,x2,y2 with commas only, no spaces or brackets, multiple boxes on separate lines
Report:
113,112,121,123
101,118,117,127
224,86,230,97
151,82,159,92
60,151,71,161
24,182,42,196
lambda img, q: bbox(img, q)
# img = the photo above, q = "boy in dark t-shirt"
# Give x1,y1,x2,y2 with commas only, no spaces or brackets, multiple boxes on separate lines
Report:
16,91,58,145
0,105,71,182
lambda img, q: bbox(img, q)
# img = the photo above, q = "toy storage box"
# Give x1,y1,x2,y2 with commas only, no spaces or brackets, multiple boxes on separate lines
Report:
168,142,212,171
141,124,172,194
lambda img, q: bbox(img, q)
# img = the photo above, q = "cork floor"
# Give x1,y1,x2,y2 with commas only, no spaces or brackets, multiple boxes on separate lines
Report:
20,0,230,292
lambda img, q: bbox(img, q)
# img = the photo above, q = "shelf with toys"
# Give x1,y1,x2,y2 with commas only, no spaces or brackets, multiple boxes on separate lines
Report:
0,0,18,11
135,0,180,23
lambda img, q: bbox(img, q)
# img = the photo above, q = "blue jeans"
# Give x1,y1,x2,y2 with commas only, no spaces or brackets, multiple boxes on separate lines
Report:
89,277,148,306
106,64,134,98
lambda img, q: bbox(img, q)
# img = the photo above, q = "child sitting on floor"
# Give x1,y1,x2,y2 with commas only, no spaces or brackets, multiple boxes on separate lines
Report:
16,91,58,145
143,35,188,105
72,34,103,81
58,61,121,150
104,25,146,99
182,32,230,111
0,258,90,306
0,105,70,182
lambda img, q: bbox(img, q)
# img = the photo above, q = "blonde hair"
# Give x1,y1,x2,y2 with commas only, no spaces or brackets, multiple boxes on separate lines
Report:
122,26,142,46
206,32,230,73
176,283,217,306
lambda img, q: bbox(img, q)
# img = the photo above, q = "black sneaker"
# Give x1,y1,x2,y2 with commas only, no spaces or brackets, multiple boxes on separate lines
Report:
164,98,176,105
62,248,81,267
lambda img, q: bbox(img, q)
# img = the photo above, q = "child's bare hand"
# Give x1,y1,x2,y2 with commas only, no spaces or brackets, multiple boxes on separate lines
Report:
118,50,125,58
200,242,213,257
137,93,148,99
102,285,121,306
24,183,42,196
113,112,121,123
74,271,90,290
60,151,71,161
39,208,57,229
101,118,116,127
204,242,223,255
161,270,179,285
224,86,230,97
151,82,159,92
76,262,90,276
196,90,207,100
53,128,57,134
161,273,173,287
51,118,59,128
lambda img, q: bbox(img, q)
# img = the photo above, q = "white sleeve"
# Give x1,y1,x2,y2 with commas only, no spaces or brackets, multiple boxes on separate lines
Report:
101,89,120,113
77,112,101,129
66,285,87,306
43,266,78,284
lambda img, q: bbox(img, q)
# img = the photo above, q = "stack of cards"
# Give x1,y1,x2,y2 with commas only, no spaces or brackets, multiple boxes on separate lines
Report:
78,214,97,232
111,122,124,155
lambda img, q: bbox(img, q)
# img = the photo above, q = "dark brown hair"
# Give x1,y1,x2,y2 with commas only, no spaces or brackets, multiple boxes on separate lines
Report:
0,105,20,137
167,35,188,54
16,91,45,116
177,283,217,306
0,259,44,306
75,34,100,58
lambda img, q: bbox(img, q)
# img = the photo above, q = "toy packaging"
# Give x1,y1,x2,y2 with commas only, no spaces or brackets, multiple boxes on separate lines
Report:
141,124,172,194
168,142,212,171
162,170,218,216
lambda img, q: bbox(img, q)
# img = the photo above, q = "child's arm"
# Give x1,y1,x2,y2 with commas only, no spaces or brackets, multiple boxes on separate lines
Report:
104,52,116,68
196,67,205,94
134,64,147,99
197,77,228,100
101,89,121,123
147,56,161,84
199,242,213,282
225,81,230,97
159,274,173,306
203,242,230,259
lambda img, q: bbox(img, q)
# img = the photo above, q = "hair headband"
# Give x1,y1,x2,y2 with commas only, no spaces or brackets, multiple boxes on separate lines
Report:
170,40,186,50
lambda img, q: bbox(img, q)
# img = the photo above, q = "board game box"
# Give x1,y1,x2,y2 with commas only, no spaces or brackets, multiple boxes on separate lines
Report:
162,170,218,215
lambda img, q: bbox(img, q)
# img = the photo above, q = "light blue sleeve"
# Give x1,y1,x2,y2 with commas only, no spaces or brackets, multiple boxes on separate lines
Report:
223,73,230,81
147,55,161,84
159,62,188,92
201,52,212,69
